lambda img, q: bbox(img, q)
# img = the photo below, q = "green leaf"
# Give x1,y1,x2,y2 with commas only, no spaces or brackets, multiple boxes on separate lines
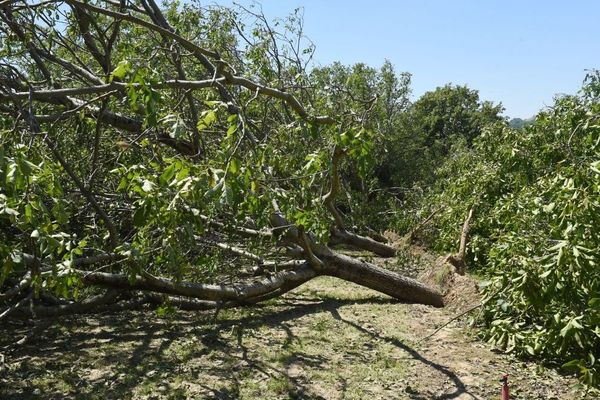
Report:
539,269,552,279
228,158,239,175
24,204,33,220
203,110,217,126
562,359,582,370
227,124,237,137
110,60,131,81
160,164,176,185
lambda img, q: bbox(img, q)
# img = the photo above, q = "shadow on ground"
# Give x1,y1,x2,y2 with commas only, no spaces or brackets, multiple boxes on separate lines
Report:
1,291,472,400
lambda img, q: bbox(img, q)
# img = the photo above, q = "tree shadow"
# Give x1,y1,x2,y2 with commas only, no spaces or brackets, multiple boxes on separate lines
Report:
326,304,471,399
1,294,472,399
223,295,473,399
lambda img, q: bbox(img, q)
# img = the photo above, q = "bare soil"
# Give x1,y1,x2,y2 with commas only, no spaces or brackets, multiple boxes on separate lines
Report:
0,250,596,399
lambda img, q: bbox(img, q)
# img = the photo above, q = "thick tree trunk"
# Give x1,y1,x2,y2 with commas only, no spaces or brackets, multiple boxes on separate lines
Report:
365,227,389,243
268,211,443,306
12,290,121,318
321,252,443,307
73,260,442,307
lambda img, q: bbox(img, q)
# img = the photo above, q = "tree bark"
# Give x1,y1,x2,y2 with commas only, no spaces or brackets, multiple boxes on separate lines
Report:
77,263,317,302
269,211,442,306
321,252,443,307
330,228,397,257
446,208,474,275
73,256,442,308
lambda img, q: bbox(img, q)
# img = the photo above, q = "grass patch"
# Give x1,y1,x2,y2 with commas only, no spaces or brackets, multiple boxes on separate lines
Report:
4,275,402,399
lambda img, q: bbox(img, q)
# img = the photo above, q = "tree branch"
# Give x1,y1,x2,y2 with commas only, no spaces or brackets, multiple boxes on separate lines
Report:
445,207,474,275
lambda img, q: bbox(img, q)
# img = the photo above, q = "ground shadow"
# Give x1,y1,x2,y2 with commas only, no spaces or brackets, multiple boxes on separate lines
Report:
1,293,470,399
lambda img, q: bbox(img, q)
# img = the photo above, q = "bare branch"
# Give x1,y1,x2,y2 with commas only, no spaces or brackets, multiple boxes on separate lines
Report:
0,272,31,302
445,208,474,275
0,290,33,321
78,264,316,302
405,206,444,242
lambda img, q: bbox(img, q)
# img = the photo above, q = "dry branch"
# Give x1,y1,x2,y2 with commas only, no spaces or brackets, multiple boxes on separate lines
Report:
0,272,31,302
404,207,443,243
58,0,334,124
330,228,396,257
445,208,474,275
0,290,33,321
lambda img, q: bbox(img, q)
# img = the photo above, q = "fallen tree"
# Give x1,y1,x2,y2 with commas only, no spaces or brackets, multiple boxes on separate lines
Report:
0,0,442,342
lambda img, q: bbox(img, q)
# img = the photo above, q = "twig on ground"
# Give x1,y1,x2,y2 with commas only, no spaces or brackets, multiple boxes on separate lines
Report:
417,303,482,344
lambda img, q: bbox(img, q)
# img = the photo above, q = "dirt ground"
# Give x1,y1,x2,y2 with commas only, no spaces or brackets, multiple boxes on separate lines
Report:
0,252,597,399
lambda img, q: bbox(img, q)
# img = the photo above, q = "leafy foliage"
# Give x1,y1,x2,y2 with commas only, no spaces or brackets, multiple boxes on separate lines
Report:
404,72,600,385
379,84,503,189
1,0,598,389
0,0,405,313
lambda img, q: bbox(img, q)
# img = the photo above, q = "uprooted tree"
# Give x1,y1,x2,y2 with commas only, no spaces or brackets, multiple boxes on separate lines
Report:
0,0,443,336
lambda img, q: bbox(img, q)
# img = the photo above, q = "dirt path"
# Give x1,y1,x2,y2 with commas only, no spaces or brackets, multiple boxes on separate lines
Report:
1,266,597,399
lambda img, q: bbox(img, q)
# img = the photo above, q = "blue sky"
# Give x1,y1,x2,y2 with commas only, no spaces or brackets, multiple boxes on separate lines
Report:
211,0,600,118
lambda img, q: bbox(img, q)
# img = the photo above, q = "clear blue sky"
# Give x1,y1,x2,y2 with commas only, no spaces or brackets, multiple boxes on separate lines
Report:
211,1,600,118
